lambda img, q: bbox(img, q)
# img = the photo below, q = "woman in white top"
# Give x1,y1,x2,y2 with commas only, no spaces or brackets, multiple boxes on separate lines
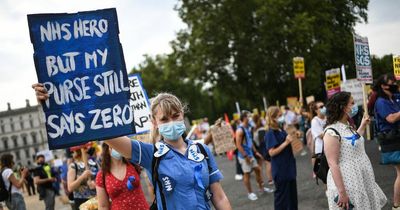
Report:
310,101,326,178
324,91,386,209
1,153,29,210
311,101,327,155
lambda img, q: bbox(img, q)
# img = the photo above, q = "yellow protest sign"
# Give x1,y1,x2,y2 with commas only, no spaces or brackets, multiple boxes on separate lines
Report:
293,57,305,79
394,55,400,80
326,68,341,98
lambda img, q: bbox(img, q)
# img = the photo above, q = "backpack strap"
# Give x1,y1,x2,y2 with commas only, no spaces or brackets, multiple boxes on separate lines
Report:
150,144,167,210
320,127,341,158
196,143,212,172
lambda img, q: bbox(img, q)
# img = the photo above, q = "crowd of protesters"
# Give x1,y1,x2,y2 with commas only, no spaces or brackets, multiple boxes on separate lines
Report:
4,74,400,210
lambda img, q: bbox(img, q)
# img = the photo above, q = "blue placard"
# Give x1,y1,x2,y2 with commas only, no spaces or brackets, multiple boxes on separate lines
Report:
28,8,135,149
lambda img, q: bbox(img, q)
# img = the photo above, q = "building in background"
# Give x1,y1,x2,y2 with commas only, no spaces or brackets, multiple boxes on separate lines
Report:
0,100,55,166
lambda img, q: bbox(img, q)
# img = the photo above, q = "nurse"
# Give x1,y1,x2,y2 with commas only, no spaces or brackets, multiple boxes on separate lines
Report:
32,84,231,210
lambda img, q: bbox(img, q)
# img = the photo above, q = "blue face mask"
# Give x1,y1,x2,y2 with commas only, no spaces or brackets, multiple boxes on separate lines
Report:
348,105,358,118
158,121,186,141
111,149,122,160
320,107,327,116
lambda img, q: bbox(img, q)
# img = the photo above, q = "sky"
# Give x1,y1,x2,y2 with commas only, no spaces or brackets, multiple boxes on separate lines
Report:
0,0,399,111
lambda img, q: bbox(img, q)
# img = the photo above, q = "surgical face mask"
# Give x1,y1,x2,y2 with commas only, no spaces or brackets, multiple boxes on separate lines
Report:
158,120,186,141
320,106,327,116
111,149,122,160
348,105,358,118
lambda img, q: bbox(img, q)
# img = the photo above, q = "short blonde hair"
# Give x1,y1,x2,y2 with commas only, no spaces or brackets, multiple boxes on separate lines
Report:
149,93,187,143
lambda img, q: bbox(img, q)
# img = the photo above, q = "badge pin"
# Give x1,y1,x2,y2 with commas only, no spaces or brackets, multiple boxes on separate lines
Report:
188,145,205,162
154,142,170,157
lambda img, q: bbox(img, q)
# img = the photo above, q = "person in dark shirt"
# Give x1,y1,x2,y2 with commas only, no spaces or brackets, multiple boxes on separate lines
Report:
266,106,297,210
33,155,56,210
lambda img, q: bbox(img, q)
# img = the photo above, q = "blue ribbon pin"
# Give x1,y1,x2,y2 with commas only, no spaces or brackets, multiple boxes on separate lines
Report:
194,164,205,190
344,133,361,146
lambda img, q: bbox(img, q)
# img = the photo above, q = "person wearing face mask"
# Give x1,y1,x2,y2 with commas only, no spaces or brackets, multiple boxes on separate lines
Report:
374,74,400,210
96,143,148,210
33,154,57,210
1,154,29,210
32,86,232,210
310,101,327,179
265,106,297,210
324,91,387,210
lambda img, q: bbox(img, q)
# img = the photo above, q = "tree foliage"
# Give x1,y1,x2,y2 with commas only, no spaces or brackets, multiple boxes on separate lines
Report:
131,0,370,120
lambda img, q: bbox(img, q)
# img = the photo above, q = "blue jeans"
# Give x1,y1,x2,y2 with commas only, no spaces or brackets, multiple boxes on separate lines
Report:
6,193,26,210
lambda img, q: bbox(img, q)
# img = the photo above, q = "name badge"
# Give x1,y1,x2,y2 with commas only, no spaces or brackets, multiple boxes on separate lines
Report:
160,174,176,194
154,142,170,157
188,144,205,162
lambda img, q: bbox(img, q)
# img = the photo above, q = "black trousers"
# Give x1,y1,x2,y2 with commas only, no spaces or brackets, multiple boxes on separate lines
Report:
274,179,298,210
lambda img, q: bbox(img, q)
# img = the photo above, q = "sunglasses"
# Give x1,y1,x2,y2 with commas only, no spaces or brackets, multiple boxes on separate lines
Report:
126,176,135,191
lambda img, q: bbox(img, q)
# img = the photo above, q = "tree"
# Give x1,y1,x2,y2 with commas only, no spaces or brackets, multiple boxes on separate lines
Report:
132,0,370,120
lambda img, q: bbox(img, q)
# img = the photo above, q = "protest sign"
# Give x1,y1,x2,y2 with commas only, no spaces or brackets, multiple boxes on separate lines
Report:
210,124,236,154
325,68,341,98
53,159,63,167
340,79,363,106
305,95,315,105
394,55,400,80
28,8,135,149
128,74,151,134
293,57,305,79
286,97,298,108
36,150,54,162
353,34,373,83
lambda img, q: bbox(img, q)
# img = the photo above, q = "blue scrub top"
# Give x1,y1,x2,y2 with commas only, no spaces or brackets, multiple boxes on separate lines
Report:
130,139,223,210
265,129,296,182
375,95,400,132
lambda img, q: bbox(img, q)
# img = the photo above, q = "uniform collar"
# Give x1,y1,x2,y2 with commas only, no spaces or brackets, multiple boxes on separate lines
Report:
154,139,205,162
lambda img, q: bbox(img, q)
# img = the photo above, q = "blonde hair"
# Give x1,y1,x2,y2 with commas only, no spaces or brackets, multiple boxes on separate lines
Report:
149,93,187,143
267,106,280,130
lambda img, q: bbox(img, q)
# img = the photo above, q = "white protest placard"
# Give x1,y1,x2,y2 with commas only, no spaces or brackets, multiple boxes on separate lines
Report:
354,34,373,83
36,150,54,162
340,79,363,106
210,124,236,154
128,74,152,134
53,159,63,167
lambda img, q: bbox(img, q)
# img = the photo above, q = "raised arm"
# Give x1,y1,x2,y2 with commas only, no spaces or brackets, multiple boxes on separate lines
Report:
268,134,293,157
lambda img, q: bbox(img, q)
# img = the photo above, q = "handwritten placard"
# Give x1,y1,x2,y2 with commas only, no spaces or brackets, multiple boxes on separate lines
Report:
128,74,151,134
28,8,135,149
210,124,236,154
